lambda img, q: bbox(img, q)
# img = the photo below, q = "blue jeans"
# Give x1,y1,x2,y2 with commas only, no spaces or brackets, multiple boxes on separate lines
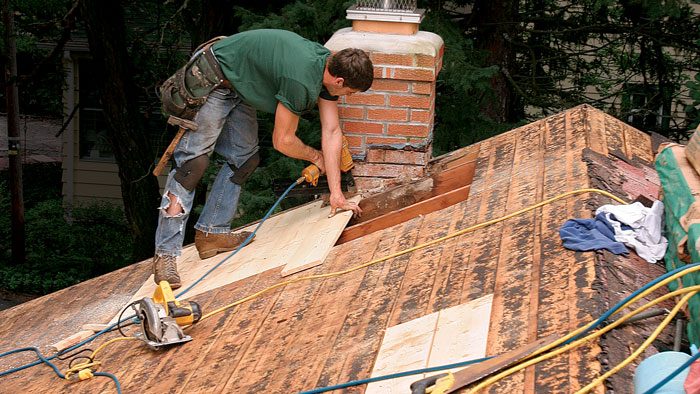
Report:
155,88,258,257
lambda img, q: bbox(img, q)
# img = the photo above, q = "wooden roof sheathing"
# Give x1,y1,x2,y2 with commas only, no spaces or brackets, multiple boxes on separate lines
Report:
0,105,667,393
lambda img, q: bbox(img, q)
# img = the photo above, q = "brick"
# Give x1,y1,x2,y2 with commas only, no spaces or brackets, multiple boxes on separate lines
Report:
352,162,425,178
373,66,385,78
410,109,432,123
412,82,433,95
366,136,408,146
388,123,430,137
338,106,365,119
366,148,429,165
392,67,435,82
367,108,408,122
342,121,384,134
353,177,386,192
345,93,386,106
389,95,431,109
371,79,410,93
344,134,363,147
371,53,414,66
416,54,436,68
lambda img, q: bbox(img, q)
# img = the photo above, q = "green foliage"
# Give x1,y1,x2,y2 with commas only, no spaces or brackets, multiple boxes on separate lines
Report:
0,198,133,294
0,0,73,116
420,6,517,154
687,69,700,129
235,0,353,41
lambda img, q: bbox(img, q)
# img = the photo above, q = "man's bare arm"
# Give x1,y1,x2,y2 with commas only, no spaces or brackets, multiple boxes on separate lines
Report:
318,98,362,217
272,102,324,169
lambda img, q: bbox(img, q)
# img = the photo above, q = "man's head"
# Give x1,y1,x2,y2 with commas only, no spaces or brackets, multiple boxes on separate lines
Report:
324,48,374,96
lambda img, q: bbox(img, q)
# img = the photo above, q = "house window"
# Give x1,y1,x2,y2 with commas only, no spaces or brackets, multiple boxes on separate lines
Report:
77,58,172,163
78,58,114,161
623,84,662,131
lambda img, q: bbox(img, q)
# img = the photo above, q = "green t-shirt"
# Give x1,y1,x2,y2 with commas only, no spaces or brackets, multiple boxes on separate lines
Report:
212,29,330,115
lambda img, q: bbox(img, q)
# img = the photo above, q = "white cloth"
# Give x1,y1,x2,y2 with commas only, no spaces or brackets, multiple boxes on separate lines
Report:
595,201,668,263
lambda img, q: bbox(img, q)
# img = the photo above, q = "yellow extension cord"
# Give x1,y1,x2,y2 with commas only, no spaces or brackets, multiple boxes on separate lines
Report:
576,290,697,392
77,188,632,385
63,337,139,380
469,284,700,393
197,188,626,322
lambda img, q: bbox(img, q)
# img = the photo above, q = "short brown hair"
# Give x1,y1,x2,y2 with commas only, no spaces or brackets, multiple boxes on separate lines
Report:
328,48,374,91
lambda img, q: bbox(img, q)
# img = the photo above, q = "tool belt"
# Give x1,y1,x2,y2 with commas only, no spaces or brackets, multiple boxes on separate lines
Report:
159,36,228,120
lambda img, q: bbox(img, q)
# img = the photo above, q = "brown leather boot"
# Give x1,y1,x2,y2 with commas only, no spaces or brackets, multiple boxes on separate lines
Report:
152,255,181,289
195,229,254,259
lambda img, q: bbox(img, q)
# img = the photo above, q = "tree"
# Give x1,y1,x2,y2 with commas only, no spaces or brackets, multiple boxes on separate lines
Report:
421,0,700,141
79,0,160,260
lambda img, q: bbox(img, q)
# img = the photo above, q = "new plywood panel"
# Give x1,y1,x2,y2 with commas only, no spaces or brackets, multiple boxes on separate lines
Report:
366,294,493,393
110,199,356,323
282,196,360,276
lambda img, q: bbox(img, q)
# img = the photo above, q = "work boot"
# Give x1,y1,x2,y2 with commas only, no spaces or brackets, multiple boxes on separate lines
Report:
195,229,254,259
152,255,181,289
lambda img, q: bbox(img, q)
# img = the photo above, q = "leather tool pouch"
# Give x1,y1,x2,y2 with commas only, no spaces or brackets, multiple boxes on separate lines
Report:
159,36,228,120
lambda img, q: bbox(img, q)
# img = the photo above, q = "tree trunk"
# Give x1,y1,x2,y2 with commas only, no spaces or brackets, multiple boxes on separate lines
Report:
3,0,25,264
80,0,160,261
194,0,236,46
472,0,519,122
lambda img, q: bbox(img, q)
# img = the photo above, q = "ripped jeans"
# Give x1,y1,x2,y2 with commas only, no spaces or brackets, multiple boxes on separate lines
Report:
155,88,258,257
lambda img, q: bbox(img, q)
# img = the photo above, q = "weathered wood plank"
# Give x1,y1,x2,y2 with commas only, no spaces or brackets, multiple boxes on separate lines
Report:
531,109,579,393
585,105,609,157
604,111,629,158
486,119,543,394
338,185,470,245
313,218,423,390
350,177,435,224
386,203,456,327
431,160,477,195
426,200,469,312
459,133,514,307
625,123,655,163
261,232,384,393
567,105,606,393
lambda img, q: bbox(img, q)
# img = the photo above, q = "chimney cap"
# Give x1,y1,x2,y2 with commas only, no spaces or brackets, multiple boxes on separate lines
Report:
347,4,425,24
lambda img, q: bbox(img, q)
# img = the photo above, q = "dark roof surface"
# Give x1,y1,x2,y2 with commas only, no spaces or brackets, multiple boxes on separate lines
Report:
0,105,673,393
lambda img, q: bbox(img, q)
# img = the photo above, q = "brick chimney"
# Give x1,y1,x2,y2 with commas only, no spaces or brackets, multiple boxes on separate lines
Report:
325,2,444,192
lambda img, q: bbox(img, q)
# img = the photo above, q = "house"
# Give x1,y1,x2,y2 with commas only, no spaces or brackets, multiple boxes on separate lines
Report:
0,104,681,393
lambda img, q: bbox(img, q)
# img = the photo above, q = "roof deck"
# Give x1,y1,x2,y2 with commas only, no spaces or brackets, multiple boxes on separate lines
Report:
0,105,673,393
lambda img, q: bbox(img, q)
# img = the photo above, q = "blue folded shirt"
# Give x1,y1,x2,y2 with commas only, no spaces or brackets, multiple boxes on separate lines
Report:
559,213,629,255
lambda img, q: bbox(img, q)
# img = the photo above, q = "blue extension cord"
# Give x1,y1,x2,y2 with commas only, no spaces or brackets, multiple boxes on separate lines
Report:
176,181,298,298
0,181,300,391
299,357,492,394
565,262,700,344
301,262,700,393
3,198,700,392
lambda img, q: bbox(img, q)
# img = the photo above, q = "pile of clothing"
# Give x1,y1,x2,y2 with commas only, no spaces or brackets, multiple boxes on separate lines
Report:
560,200,668,263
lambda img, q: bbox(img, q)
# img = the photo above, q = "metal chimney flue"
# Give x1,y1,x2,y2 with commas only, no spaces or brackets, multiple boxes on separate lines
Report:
347,0,424,34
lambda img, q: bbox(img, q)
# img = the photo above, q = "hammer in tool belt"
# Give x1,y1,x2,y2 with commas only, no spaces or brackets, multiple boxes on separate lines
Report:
153,116,198,177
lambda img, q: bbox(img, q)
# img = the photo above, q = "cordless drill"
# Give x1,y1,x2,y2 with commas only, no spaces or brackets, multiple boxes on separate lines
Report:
297,135,354,186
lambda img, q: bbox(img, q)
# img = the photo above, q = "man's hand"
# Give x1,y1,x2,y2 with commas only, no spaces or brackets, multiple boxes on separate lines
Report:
329,192,362,218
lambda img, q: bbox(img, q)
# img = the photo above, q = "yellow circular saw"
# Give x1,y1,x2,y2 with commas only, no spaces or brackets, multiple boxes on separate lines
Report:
131,281,202,349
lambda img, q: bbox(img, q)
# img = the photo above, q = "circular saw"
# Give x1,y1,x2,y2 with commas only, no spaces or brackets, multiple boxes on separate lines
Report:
131,281,202,350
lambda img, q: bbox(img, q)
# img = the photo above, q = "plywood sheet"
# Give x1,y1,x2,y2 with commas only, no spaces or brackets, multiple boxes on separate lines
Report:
366,294,493,393
109,198,356,323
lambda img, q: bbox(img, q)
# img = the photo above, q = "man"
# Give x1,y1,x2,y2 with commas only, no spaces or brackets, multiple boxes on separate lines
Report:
154,29,373,289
